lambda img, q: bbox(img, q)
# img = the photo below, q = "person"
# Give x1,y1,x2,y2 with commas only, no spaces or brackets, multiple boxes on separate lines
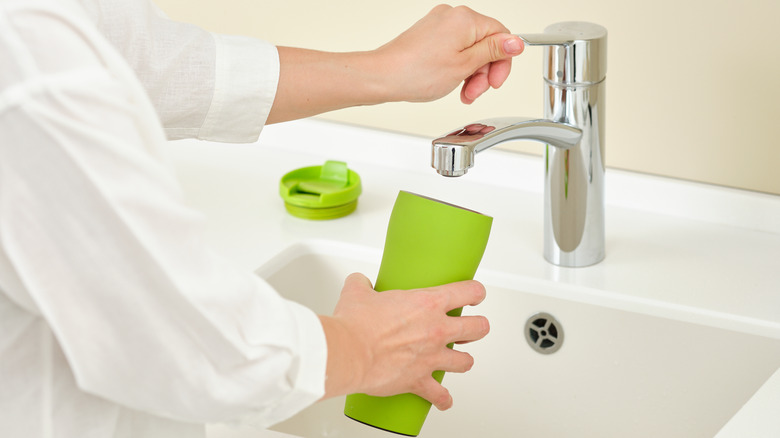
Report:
0,0,524,436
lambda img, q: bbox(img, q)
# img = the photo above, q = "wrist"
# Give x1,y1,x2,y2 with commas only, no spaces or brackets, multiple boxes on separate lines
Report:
343,49,399,105
317,315,370,399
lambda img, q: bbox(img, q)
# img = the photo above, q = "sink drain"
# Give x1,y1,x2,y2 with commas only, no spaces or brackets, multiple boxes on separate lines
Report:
525,312,563,354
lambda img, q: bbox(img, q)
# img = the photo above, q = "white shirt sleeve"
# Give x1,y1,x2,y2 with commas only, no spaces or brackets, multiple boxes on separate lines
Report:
82,0,278,143
0,0,324,430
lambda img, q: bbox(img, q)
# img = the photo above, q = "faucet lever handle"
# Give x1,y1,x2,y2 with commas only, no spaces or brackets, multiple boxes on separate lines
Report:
516,22,607,85
516,33,575,47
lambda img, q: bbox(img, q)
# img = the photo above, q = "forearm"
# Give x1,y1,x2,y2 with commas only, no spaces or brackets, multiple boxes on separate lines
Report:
268,47,391,124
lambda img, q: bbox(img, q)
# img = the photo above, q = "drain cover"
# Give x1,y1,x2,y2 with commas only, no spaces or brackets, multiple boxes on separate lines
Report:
525,312,563,354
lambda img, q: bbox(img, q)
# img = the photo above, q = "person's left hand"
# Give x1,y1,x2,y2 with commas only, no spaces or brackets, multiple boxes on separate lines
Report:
318,273,490,410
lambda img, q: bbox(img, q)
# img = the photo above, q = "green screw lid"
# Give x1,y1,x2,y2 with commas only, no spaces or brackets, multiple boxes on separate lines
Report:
279,160,362,220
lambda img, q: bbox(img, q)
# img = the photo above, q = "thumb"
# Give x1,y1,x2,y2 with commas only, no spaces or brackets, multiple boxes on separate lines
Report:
341,272,374,296
466,33,524,67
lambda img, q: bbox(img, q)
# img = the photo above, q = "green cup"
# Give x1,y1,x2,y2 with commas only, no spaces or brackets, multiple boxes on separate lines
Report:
344,190,493,436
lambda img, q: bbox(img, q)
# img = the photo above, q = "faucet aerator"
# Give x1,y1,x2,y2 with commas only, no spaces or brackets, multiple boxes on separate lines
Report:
438,170,466,177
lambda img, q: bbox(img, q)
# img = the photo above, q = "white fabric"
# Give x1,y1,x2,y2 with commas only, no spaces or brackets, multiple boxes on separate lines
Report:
78,0,278,143
0,0,327,437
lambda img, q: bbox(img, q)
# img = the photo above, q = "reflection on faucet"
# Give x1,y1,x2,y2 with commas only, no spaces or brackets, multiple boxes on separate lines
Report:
441,123,496,142
431,22,607,268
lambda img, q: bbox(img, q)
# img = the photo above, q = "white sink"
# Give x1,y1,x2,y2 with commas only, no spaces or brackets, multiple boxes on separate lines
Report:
255,240,780,438
170,119,780,437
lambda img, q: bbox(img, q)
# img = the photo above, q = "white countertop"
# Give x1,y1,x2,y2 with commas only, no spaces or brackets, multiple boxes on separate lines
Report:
166,118,780,341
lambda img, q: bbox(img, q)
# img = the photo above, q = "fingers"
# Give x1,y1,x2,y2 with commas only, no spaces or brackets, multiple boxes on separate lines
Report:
502,36,525,57
414,349,477,410
440,348,476,373
470,33,524,65
447,315,490,344
437,280,487,311
415,377,454,411
427,280,490,349
488,58,512,89
461,65,490,104
418,349,477,410
460,31,523,104
460,37,520,104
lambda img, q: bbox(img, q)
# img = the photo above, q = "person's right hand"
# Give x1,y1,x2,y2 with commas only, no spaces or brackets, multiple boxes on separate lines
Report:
269,5,522,123
318,272,489,410
373,4,524,105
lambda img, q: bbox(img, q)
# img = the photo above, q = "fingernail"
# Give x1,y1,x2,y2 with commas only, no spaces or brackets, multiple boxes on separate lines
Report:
503,37,523,55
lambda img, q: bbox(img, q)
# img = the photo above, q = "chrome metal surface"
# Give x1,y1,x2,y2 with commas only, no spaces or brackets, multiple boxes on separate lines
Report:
432,22,607,267
518,22,607,85
432,118,582,177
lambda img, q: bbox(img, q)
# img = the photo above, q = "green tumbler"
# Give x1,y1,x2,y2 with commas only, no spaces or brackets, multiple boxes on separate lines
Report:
343,190,493,436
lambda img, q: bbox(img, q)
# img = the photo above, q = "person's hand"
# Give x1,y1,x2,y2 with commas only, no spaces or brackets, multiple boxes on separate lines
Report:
318,273,489,410
269,5,522,122
375,4,524,104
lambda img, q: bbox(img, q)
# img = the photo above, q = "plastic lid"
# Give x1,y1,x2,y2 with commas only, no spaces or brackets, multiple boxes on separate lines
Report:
279,160,362,220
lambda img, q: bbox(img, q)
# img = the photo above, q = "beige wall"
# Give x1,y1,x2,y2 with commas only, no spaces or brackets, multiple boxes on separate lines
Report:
155,0,780,195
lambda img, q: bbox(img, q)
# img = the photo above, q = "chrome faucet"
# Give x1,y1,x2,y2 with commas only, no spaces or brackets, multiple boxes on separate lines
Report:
432,22,607,267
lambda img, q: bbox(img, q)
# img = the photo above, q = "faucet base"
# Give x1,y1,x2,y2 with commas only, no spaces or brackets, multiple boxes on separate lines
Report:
544,246,605,268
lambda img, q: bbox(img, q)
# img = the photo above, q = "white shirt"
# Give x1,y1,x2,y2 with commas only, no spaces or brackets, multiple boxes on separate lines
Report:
0,0,327,437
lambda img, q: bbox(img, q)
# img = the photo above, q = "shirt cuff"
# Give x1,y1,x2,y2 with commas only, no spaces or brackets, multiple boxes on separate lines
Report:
231,296,327,429
263,299,328,425
198,34,279,143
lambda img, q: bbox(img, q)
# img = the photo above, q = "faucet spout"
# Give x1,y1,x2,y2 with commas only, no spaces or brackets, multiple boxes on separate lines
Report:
431,117,582,177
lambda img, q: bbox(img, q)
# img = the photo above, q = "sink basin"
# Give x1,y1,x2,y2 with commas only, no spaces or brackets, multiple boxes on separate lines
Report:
254,240,780,438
